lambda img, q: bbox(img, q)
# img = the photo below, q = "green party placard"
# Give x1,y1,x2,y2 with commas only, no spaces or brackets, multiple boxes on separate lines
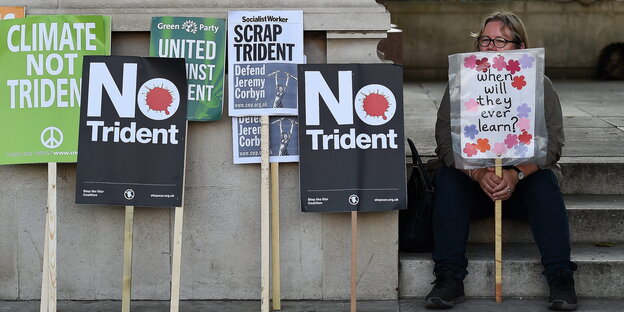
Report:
0,15,111,164
150,17,226,121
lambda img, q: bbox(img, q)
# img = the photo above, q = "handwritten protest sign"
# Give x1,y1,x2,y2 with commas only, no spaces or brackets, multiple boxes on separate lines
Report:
449,48,545,165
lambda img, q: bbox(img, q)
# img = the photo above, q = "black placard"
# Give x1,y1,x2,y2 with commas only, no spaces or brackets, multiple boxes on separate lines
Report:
298,64,406,212
76,56,187,207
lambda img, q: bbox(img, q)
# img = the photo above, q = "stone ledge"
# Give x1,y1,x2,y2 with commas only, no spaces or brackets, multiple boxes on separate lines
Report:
385,1,624,14
21,7,390,32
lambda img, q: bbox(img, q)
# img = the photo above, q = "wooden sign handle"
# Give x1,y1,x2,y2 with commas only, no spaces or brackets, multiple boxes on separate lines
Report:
39,209,49,312
40,162,57,312
495,159,503,302
260,116,270,312
170,121,188,312
170,206,184,312
271,163,281,310
122,205,134,312
351,211,358,312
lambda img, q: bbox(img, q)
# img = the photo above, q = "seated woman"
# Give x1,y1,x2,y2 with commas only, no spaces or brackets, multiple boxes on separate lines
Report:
425,11,578,311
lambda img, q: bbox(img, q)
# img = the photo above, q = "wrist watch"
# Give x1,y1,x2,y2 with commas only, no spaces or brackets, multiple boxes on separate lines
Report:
503,165,524,180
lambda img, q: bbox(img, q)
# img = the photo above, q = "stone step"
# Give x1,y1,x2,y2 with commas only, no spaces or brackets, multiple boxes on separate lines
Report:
399,297,624,312
408,156,624,195
559,158,624,195
467,194,624,243
399,242,624,298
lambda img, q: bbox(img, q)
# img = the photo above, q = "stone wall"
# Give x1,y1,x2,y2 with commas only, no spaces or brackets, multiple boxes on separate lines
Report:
0,0,398,301
384,0,624,80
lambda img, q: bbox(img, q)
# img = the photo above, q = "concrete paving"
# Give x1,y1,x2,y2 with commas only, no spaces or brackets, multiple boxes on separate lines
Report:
2,298,624,311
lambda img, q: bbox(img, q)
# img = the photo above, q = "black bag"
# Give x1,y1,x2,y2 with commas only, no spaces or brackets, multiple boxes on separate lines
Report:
399,138,435,252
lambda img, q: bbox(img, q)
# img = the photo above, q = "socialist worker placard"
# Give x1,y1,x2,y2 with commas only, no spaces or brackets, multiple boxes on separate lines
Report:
227,10,303,116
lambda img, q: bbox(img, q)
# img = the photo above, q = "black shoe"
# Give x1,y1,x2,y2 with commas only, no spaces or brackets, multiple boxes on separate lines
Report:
548,270,578,311
425,271,465,309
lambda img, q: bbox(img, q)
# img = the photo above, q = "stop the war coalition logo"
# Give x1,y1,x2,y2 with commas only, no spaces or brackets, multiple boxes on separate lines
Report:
76,56,187,207
298,64,406,213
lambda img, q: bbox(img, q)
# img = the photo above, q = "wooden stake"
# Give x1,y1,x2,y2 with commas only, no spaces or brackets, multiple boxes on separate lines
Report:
495,159,503,303
40,162,57,312
170,120,188,312
170,206,184,312
260,115,270,312
271,163,281,310
350,211,358,312
122,205,134,312
40,209,49,312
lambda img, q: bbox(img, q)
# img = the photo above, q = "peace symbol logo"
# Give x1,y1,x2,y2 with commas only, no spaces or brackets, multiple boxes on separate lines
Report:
40,127,63,149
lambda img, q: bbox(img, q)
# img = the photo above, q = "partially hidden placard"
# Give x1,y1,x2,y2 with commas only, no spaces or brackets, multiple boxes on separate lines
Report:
150,16,226,121
231,116,299,164
0,6,24,19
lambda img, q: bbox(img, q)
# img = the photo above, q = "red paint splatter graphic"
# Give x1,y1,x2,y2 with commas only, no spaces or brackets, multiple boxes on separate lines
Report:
361,91,391,120
144,86,174,115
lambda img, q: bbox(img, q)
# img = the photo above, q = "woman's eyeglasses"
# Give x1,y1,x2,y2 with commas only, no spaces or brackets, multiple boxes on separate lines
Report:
478,36,519,48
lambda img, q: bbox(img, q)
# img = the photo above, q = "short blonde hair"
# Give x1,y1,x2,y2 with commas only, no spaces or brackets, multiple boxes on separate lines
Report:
472,11,529,51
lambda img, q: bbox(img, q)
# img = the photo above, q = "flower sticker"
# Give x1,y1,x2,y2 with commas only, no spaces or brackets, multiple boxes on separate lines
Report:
464,143,478,157
493,143,507,156
464,55,477,69
514,143,528,157
517,103,531,118
518,130,533,144
475,57,490,72
511,75,527,90
464,124,479,139
517,117,530,131
492,56,507,71
519,54,535,68
504,134,518,148
475,138,491,153
506,59,521,74
464,98,479,112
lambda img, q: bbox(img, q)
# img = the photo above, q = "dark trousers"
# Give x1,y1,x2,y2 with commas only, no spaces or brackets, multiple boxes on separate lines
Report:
432,166,577,280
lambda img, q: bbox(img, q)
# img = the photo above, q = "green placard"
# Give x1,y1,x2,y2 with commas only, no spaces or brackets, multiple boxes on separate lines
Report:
0,15,111,164
150,17,226,121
